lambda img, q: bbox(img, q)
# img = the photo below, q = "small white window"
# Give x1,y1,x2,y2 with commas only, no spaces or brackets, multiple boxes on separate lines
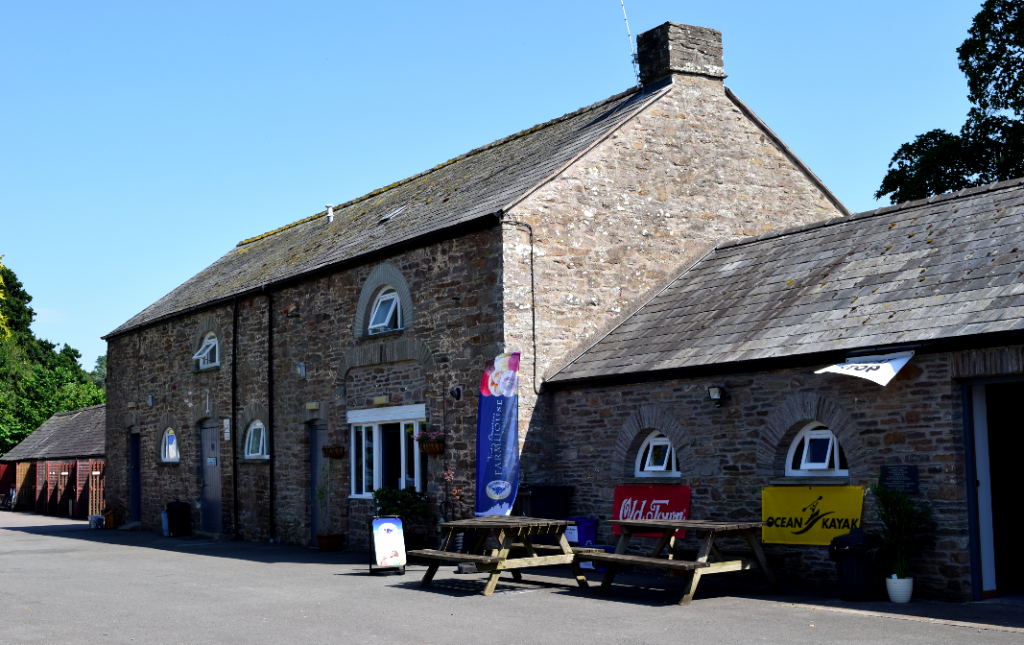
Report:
192,332,219,369
245,421,268,459
161,428,179,463
635,431,681,478
786,423,848,477
350,419,425,497
367,288,402,335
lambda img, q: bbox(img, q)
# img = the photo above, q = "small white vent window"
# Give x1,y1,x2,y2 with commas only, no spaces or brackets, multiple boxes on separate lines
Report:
786,423,848,477
635,431,681,478
245,421,268,459
192,332,219,369
368,289,402,335
161,428,179,463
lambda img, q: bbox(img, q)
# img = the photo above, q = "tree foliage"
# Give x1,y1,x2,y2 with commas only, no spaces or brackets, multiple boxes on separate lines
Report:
0,259,104,456
876,1,1024,203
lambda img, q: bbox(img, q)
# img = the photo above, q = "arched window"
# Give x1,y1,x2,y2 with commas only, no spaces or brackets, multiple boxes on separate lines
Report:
367,288,402,335
161,428,180,462
786,422,848,477
634,431,681,478
192,332,219,369
245,421,268,459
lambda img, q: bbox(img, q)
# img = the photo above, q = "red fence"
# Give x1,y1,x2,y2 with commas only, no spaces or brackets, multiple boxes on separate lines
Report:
15,462,34,510
86,460,105,517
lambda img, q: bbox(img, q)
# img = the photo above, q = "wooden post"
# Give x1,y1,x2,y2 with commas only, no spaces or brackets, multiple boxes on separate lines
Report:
678,530,715,605
600,529,632,595
743,528,780,592
420,528,455,587
558,528,590,589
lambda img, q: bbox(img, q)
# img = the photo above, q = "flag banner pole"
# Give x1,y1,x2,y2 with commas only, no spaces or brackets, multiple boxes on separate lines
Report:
475,353,521,517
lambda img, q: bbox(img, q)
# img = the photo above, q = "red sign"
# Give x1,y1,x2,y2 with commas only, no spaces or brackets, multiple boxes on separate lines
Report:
613,485,691,538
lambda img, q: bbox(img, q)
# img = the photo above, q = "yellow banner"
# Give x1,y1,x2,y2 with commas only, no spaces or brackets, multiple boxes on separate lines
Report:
762,486,864,545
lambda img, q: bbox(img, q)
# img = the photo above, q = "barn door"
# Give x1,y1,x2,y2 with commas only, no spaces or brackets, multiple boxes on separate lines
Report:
309,421,328,546
200,420,223,533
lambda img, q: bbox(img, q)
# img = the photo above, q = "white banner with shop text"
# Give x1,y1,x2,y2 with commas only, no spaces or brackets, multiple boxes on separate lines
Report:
814,351,914,386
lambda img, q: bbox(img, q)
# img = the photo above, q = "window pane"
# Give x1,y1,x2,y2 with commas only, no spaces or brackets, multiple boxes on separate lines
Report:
404,422,416,489
248,426,263,456
806,437,831,464
647,442,669,469
639,446,651,472
363,428,374,494
353,427,363,494
209,342,217,364
369,296,396,329
383,423,401,490
791,439,804,470
165,431,178,461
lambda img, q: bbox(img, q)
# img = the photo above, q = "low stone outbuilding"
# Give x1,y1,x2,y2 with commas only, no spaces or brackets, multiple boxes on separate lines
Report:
1,404,106,517
542,179,1024,601
102,22,846,549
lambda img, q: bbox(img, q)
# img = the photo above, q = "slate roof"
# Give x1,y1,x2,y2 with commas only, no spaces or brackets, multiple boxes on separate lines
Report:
105,82,672,338
549,178,1024,383
0,404,106,461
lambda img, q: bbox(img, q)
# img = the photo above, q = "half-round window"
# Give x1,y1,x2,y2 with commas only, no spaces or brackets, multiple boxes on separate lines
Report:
635,431,681,477
245,421,268,459
786,422,848,477
161,428,180,463
192,332,219,369
368,287,402,335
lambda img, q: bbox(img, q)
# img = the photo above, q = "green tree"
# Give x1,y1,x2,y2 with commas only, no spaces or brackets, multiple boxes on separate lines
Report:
90,355,107,390
0,259,104,456
876,1,1024,203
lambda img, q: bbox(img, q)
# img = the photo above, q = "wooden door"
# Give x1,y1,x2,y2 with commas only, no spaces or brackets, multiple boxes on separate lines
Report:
200,420,222,533
309,421,328,546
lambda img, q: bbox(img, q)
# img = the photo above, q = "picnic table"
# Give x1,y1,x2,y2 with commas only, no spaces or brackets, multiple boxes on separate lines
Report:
407,516,596,596
575,519,779,605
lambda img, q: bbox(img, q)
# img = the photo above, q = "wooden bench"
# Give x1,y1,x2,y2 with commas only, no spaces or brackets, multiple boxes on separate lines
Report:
576,552,710,574
509,543,604,555
673,548,801,567
407,549,499,566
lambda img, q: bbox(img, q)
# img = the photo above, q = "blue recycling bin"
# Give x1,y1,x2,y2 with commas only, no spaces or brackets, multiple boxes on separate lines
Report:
562,517,598,546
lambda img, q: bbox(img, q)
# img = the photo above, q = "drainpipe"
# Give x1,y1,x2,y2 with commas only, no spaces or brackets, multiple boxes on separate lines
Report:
267,290,276,543
231,296,239,539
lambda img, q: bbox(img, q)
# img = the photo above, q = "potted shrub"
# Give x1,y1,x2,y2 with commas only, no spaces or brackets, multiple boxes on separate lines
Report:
867,482,937,603
372,487,436,551
315,456,345,552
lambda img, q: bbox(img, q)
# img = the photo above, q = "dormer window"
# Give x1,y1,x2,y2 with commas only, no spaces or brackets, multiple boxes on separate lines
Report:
368,288,402,335
193,332,219,369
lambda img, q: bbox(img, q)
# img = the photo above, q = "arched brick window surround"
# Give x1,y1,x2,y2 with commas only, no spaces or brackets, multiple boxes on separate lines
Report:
758,392,859,476
611,405,695,479
354,263,414,340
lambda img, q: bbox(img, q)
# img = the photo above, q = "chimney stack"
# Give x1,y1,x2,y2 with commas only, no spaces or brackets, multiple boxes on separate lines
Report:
636,22,725,85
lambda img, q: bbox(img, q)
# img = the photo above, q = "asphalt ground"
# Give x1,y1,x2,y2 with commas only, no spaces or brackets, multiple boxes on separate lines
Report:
2,512,1022,645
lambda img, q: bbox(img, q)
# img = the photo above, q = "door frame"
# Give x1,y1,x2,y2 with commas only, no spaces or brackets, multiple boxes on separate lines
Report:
960,375,1024,600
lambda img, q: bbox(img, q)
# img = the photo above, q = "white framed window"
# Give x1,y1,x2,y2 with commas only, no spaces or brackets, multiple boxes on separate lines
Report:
161,428,180,463
786,422,848,477
349,406,425,497
635,431,681,478
245,421,268,459
367,288,402,335
192,332,219,369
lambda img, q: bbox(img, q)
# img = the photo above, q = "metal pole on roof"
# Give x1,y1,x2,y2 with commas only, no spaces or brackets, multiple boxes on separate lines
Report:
620,0,640,86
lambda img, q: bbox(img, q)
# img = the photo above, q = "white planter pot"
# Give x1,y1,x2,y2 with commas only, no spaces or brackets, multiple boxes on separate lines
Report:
886,577,914,603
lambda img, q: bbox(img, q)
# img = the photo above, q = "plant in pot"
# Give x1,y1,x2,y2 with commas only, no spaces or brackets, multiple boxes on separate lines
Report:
315,454,345,552
867,482,937,603
372,487,436,551
409,424,444,455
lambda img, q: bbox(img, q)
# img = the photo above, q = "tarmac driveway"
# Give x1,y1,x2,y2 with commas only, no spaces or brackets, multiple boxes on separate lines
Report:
1,512,1022,645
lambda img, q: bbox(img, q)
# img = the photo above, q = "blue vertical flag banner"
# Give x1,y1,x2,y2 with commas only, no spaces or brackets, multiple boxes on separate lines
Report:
475,352,521,516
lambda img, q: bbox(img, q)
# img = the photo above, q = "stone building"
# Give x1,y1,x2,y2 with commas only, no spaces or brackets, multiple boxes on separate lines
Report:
543,178,1024,601
102,22,845,549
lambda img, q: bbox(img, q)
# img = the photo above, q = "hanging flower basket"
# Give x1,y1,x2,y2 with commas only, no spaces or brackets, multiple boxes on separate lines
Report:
321,444,346,460
418,439,444,455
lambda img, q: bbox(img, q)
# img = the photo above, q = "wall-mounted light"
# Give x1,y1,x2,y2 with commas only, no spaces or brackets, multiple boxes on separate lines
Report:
708,386,726,407
297,362,306,379
450,386,463,401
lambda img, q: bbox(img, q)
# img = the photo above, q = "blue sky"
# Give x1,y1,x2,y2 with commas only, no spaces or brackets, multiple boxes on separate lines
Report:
1,1,980,369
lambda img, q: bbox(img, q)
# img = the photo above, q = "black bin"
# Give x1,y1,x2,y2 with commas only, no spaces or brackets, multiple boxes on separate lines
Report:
828,528,875,601
165,500,192,537
513,485,573,518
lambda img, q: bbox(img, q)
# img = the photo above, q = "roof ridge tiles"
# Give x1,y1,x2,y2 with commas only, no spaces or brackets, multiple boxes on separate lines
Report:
716,176,1024,252
235,85,644,248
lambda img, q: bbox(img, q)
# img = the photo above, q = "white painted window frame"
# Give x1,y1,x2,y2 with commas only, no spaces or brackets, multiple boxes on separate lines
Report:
192,332,219,369
245,421,268,459
367,289,401,335
348,405,425,498
161,427,180,463
785,422,849,477
634,431,681,478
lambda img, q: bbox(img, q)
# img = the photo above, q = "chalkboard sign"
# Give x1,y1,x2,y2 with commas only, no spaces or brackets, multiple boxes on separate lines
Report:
880,465,919,493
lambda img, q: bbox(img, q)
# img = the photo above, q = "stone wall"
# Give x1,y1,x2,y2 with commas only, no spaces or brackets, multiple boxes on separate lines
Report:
503,71,845,483
106,227,504,546
541,352,973,600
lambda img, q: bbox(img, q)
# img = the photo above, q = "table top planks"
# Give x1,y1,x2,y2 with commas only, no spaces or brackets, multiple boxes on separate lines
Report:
438,516,575,530
613,519,765,532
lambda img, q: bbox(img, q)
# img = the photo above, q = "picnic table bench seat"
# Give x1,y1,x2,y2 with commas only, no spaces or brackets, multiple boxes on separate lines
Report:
576,552,710,572
407,549,500,565
672,548,802,566
509,543,604,554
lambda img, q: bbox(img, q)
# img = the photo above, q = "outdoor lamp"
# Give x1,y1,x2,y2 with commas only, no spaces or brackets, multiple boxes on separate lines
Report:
708,386,725,407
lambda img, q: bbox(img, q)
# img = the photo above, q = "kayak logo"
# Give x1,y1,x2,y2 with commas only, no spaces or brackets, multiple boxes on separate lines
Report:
765,495,860,535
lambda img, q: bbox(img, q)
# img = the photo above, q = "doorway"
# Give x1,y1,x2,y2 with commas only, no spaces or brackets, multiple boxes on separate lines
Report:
309,420,328,546
200,420,222,534
129,433,141,522
972,383,1024,598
